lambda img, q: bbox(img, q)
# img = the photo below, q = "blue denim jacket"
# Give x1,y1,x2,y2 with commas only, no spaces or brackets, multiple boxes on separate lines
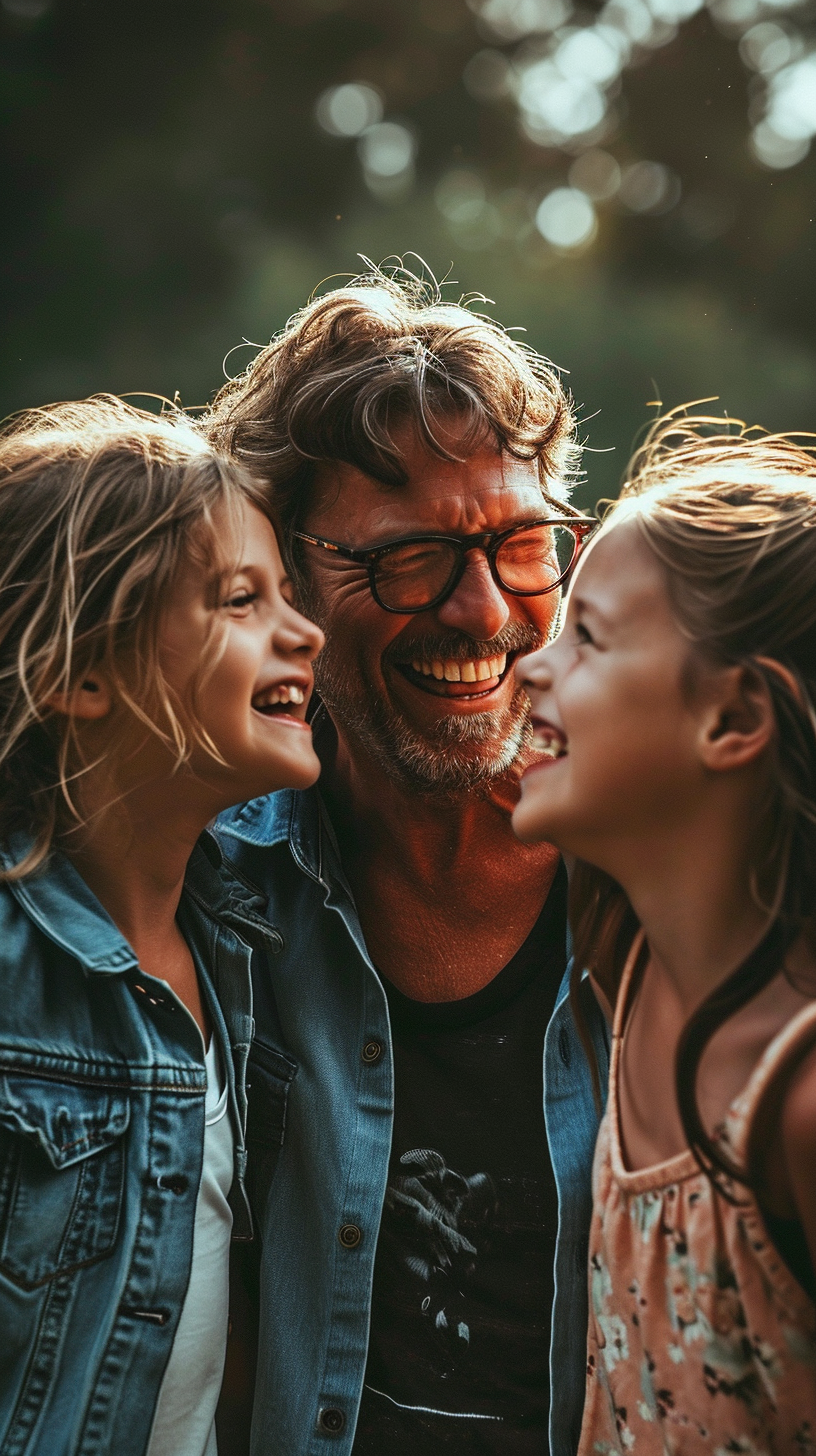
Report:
217,788,610,1456
0,832,268,1456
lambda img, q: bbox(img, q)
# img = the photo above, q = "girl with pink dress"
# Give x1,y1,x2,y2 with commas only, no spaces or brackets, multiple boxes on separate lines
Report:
513,414,816,1454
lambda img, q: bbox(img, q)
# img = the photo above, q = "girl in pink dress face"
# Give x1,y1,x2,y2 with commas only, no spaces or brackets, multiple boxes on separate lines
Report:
512,416,816,1452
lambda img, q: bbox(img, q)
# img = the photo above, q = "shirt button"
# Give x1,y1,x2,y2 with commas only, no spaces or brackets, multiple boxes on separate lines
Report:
361,1039,383,1065
338,1223,362,1249
318,1407,346,1435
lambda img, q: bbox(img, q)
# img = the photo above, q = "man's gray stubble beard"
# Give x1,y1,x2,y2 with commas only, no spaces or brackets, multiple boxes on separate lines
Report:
303,584,542,794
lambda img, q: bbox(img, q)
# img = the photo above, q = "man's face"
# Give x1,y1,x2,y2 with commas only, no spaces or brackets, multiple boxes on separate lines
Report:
299,424,562,793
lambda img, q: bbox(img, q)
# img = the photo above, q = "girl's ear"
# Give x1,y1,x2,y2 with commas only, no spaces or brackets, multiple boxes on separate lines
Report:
46,671,112,721
698,663,775,773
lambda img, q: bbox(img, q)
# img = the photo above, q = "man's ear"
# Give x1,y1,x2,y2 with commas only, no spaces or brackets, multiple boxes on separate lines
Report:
46,671,112,721
698,663,775,773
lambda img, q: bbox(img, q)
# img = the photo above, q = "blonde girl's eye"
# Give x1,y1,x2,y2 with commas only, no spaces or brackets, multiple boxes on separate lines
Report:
575,620,594,647
224,590,258,611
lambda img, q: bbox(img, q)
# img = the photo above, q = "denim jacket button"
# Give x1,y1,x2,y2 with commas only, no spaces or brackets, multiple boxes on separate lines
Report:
361,1039,383,1065
338,1223,362,1249
318,1407,346,1434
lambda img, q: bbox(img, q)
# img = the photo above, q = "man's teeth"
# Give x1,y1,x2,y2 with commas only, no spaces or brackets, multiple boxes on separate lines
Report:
532,727,567,759
409,654,507,683
253,684,305,708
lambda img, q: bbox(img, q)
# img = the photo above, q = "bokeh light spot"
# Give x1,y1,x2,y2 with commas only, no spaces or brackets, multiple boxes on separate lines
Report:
358,121,416,178
315,83,383,138
765,55,816,141
618,159,681,213
468,0,572,42
535,186,597,247
739,22,800,74
435,169,488,222
462,48,515,99
568,148,622,199
751,119,810,167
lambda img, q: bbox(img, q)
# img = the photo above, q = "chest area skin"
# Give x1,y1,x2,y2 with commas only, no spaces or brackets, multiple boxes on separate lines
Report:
336,820,561,1002
617,961,810,1202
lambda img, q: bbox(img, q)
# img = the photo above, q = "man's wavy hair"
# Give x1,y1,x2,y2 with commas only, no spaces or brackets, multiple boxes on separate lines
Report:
206,263,581,584
0,394,269,879
569,409,816,1196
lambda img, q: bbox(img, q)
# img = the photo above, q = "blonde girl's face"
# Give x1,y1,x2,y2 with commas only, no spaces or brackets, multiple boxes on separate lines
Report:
511,518,707,870
158,498,325,803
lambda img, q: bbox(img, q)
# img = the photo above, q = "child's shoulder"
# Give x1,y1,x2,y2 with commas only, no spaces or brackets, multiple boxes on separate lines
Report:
756,1006,816,1253
780,1036,816,1172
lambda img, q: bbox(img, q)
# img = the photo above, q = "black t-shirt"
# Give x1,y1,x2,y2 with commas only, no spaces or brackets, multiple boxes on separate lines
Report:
352,864,568,1456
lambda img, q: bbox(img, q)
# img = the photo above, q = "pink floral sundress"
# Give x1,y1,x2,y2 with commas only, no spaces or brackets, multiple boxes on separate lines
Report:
578,932,816,1455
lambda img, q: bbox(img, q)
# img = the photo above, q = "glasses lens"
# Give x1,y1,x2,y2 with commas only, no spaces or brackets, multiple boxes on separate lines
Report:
373,540,460,611
495,523,577,594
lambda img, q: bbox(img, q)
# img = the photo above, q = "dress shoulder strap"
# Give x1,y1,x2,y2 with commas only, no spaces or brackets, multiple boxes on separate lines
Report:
723,998,816,1166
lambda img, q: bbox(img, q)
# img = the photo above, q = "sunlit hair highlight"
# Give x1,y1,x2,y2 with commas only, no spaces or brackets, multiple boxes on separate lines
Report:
205,260,581,583
0,394,269,879
569,409,816,1190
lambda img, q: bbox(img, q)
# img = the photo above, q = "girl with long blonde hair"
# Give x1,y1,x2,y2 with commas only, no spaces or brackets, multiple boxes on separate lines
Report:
513,415,816,1453
0,396,323,1456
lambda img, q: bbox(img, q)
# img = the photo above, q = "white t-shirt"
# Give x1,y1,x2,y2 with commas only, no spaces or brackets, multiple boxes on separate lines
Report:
147,1034,234,1456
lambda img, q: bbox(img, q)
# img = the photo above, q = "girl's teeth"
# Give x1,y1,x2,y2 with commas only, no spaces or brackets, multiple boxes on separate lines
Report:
532,729,567,759
256,684,305,707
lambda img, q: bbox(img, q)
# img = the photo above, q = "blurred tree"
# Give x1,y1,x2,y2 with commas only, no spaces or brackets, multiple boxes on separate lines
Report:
1,0,814,503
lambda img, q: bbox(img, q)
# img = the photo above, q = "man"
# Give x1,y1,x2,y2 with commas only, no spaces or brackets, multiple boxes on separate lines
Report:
208,270,609,1456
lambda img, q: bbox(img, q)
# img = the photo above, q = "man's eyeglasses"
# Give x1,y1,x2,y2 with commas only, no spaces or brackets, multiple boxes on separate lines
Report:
293,515,599,615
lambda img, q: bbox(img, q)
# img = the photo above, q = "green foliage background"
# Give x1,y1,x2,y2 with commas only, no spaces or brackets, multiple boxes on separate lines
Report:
2,0,815,508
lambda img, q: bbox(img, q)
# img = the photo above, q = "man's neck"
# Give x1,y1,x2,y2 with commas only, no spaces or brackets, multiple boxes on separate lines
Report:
319,724,561,1003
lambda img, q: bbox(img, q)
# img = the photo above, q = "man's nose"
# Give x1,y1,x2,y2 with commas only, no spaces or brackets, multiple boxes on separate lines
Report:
435,551,510,640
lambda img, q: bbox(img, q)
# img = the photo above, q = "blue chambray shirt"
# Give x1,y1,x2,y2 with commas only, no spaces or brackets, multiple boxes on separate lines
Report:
217,787,610,1456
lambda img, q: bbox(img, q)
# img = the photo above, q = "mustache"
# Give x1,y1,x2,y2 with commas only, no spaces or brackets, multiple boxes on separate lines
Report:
385,621,545,666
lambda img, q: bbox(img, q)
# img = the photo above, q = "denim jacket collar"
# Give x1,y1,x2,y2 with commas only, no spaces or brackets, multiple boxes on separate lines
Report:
0,829,255,977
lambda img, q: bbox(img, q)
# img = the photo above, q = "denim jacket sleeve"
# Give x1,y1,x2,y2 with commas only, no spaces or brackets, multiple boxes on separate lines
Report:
544,963,610,1456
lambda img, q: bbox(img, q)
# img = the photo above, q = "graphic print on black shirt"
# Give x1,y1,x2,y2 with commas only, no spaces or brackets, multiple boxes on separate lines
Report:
352,864,567,1456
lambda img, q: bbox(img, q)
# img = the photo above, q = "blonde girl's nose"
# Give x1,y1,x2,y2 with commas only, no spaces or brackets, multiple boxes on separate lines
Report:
516,644,553,692
279,601,325,661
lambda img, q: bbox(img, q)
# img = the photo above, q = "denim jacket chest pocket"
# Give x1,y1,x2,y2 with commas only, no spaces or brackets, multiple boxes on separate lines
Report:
0,1072,129,1289
244,1039,297,1221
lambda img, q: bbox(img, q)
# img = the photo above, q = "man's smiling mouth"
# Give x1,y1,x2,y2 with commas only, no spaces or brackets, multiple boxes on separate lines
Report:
396,652,512,698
